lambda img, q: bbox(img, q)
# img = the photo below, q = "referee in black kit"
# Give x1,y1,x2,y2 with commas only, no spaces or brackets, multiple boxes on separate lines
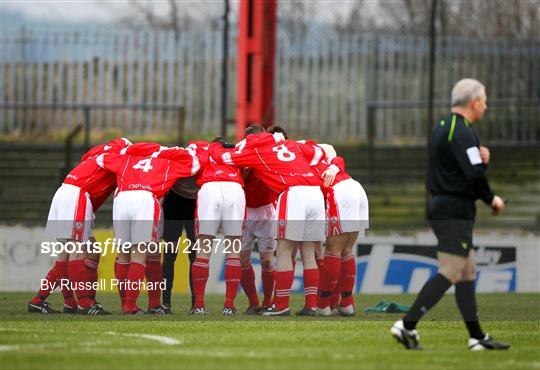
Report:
391,79,510,351
161,176,199,313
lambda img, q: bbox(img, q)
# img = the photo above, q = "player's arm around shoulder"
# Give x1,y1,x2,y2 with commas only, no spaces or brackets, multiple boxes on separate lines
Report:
330,156,346,172
208,141,254,167
95,152,122,174
122,142,162,156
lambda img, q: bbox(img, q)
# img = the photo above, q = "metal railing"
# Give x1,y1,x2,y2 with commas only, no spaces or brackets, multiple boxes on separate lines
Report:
365,99,540,178
0,103,186,144
1,28,539,143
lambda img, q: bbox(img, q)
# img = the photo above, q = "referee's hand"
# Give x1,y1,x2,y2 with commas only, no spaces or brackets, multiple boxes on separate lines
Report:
491,195,506,215
480,145,490,164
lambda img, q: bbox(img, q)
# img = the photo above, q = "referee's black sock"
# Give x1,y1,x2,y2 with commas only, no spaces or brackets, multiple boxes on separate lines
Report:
403,273,452,331
455,280,485,340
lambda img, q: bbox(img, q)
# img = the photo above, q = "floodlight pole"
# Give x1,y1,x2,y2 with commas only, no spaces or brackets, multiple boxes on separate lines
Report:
427,0,438,136
425,0,438,218
236,0,277,141
221,0,230,137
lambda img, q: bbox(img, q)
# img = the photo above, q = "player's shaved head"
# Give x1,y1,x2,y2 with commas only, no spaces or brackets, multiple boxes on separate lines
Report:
244,124,265,138
267,125,288,139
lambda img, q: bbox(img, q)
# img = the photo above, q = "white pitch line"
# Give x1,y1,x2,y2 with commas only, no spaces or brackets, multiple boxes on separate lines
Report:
0,345,20,352
74,347,262,359
1,327,181,346
0,343,69,352
0,327,54,333
104,331,182,346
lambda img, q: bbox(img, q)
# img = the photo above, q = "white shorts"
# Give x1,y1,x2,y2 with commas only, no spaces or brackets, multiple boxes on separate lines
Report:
195,181,246,237
326,178,369,237
113,190,162,244
45,183,94,242
275,185,326,242
242,204,277,253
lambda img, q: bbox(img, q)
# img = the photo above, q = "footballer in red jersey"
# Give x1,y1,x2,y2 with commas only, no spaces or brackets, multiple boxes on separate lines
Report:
28,138,131,315
97,143,203,314
189,138,246,316
305,142,369,317
209,128,327,316
240,169,279,314
237,125,279,315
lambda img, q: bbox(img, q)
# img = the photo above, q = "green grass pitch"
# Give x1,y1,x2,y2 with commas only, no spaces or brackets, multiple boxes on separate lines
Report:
1,292,539,370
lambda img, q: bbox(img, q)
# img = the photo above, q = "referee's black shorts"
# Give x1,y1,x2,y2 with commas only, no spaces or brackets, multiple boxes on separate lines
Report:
428,194,476,257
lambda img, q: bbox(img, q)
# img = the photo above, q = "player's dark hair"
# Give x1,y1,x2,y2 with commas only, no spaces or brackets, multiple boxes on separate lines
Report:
244,124,265,138
211,136,229,144
212,136,235,148
267,125,288,139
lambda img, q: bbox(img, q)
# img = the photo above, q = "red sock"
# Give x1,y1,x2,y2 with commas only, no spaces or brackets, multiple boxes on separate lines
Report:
339,254,356,307
318,253,340,309
316,257,324,295
241,263,259,307
32,261,62,304
303,268,319,309
68,260,93,309
124,262,146,311
84,258,98,302
145,256,162,308
224,257,242,308
274,270,294,311
316,258,324,295
54,260,77,307
192,258,209,308
261,264,276,307
330,282,341,308
114,258,130,308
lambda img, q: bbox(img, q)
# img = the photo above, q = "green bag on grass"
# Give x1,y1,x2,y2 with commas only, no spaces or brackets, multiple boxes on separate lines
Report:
364,301,410,313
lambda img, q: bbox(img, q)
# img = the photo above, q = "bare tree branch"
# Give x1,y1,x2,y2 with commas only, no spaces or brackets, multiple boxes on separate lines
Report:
168,0,180,39
96,0,539,40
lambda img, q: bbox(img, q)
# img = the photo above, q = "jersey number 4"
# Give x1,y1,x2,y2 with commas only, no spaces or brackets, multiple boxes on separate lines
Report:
133,158,154,172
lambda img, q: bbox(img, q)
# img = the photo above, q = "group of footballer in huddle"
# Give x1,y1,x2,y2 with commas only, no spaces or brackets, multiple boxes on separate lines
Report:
27,125,368,316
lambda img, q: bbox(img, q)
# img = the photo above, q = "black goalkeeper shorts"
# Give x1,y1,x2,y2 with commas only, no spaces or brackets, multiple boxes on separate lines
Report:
162,191,196,244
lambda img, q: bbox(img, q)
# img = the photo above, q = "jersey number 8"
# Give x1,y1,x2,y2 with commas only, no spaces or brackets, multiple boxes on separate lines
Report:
272,144,296,162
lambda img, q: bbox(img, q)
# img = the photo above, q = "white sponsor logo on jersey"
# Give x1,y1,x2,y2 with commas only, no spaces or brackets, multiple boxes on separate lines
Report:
128,184,152,191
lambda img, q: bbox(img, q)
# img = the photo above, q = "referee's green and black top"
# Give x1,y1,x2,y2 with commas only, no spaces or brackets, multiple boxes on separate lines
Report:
427,113,494,204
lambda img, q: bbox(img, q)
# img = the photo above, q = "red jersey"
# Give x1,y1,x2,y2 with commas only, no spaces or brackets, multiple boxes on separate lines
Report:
303,140,351,187
209,132,324,194
312,155,351,197
63,138,130,210
328,156,351,185
97,144,201,199
244,170,278,208
189,141,244,188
